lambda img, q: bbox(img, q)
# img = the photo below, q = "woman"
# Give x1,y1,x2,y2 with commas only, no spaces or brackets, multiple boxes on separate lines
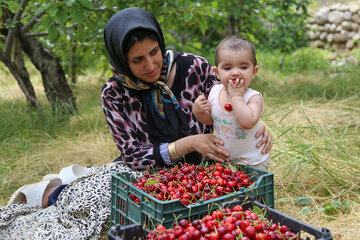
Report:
0,7,272,239
101,7,272,170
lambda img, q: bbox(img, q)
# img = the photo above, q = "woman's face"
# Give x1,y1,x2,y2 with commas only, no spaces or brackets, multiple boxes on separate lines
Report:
127,38,163,83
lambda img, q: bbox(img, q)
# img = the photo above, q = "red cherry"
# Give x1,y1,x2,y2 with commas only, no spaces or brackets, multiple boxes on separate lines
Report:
173,226,184,237
240,220,250,231
216,225,228,237
256,233,267,240
232,205,243,212
224,104,232,111
156,225,166,232
280,225,290,233
244,226,256,239
178,219,189,228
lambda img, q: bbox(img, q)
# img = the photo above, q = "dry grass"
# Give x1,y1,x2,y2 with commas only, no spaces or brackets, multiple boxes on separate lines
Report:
264,95,360,240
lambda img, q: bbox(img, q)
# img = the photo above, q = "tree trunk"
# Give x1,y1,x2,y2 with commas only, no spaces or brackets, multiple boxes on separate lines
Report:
19,32,77,115
0,33,42,112
0,51,43,112
13,36,43,112
70,41,78,84
1,7,76,116
227,14,236,36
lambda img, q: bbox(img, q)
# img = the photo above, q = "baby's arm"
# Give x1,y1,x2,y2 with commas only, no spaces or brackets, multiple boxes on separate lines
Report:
229,79,263,129
193,95,214,125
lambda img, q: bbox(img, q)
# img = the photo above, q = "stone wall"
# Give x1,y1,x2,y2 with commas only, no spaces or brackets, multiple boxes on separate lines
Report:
307,2,360,51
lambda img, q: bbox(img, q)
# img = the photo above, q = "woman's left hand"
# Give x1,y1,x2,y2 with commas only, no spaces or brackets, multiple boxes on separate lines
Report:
255,123,272,154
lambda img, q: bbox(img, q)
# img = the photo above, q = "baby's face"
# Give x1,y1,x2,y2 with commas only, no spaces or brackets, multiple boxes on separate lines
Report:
214,48,258,88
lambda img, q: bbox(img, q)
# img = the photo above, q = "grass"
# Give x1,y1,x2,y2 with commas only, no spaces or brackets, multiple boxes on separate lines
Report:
1,47,359,240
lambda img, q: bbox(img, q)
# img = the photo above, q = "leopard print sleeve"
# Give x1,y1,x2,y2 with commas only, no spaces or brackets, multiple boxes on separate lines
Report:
101,77,158,170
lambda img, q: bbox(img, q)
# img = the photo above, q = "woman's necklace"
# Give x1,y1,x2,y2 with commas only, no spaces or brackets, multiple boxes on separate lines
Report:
224,89,232,111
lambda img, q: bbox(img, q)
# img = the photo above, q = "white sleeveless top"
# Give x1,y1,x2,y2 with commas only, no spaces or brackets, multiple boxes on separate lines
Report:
208,84,270,165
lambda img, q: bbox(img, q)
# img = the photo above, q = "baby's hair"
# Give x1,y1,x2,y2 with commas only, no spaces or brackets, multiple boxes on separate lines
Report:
215,36,257,66
124,29,159,56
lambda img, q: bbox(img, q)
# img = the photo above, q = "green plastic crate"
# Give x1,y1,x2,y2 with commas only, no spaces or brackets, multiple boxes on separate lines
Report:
110,165,274,233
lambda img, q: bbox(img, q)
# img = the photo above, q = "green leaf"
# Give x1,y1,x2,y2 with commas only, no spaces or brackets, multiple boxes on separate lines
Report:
295,196,312,205
301,206,312,215
320,203,339,215
234,10,242,19
331,200,341,208
184,11,193,22
41,15,53,29
229,164,238,172
71,3,85,23
48,26,58,42
3,0,21,10
252,205,262,216
47,6,58,18
55,6,68,25
77,0,94,9
276,198,291,203
65,0,75,7
76,27,86,42
144,179,159,187
197,16,207,35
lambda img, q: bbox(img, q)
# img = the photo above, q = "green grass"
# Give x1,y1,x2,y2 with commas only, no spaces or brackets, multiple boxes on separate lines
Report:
1,48,360,239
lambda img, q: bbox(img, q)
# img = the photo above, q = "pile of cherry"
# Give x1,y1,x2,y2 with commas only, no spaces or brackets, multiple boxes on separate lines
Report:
146,204,301,240
129,162,254,206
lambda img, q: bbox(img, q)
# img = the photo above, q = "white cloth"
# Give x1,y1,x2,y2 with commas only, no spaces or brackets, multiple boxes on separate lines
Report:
208,84,270,165
0,162,141,240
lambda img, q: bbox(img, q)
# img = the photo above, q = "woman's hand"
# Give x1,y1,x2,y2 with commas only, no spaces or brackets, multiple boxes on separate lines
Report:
175,134,229,163
191,134,230,162
255,123,272,154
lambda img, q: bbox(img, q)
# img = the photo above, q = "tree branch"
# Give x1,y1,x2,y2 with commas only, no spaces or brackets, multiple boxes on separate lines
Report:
24,31,48,37
4,0,30,58
21,10,46,34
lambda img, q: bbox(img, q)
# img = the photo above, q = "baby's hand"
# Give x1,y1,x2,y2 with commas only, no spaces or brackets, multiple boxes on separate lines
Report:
193,95,211,115
228,78,246,97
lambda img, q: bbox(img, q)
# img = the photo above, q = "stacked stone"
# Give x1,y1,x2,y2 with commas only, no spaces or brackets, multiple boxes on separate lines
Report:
307,3,360,51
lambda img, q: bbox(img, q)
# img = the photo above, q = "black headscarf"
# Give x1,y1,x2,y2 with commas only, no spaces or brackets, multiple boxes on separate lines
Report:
103,7,194,148
104,7,165,81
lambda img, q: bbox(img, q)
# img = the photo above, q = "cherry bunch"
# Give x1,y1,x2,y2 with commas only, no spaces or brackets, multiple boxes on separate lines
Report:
130,162,254,206
146,204,301,240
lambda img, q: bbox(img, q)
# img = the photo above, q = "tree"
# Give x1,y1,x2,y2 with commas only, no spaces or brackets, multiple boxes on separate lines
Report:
0,0,210,115
0,0,309,116
1,1,77,114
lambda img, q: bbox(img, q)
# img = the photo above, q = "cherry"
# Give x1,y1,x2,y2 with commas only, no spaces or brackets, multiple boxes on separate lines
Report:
208,232,219,240
173,226,184,237
223,233,235,240
280,225,290,233
244,226,256,239
240,220,251,231
252,219,262,232
200,226,209,235
156,225,166,232
178,219,189,229
215,186,224,195
178,234,190,240
256,233,266,240
224,104,232,111
192,230,202,240
232,204,243,212
211,210,224,220
216,225,228,237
